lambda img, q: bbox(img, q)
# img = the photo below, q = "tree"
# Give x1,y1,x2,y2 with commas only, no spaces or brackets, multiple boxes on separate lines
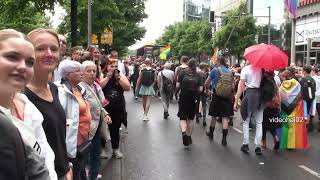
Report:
58,0,147,56
157,20,213,60
213,2,257,58
0,1,50,33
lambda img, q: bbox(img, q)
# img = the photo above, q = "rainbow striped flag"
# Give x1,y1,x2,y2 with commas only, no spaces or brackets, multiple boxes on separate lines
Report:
160,45,172,60
212,48,220,64
285,0,300,17
277,79,309,149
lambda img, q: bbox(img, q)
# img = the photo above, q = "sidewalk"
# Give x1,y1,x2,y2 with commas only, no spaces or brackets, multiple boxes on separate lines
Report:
100,129,127,180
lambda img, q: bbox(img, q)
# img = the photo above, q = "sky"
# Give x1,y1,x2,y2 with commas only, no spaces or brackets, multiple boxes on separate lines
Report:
48,0,285,50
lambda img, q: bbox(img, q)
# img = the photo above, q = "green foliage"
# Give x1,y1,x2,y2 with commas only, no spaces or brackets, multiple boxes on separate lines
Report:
0,1,51,33
156,20,213,59
58,0,147,56
213,2,257,57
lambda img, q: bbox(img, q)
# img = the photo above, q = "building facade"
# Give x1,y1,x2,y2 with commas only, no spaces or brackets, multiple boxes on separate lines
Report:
293,0,320,66
183,0,211,21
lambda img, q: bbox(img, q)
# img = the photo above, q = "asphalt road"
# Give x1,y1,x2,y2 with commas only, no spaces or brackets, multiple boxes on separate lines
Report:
102,92,320,180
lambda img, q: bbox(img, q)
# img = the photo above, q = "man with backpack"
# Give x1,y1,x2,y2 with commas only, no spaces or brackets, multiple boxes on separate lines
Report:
204,56,234,146
157,62,174,119
300,65,316,132
177,58,203,146
137,58,156,121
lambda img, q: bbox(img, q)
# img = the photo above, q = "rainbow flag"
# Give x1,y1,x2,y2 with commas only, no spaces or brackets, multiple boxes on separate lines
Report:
212,48,220,64
160,45,172,60
285,0,300,17
277,79,309,149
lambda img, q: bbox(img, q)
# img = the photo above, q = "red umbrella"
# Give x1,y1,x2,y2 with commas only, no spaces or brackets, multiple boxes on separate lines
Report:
243,43,288,70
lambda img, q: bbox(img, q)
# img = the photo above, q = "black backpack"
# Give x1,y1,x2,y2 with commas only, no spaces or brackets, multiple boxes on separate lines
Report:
300,76,316,102
141,69,155,86
260,71,277,104
181,71,199,92
161,72,173,93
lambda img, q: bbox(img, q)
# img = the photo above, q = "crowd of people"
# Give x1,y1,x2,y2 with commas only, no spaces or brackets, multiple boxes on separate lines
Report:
0,27,319,180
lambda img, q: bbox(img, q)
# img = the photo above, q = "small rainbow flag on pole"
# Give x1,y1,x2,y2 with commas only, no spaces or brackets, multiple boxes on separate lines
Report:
285,0,300,17
160,45,172,60
212,48,220,64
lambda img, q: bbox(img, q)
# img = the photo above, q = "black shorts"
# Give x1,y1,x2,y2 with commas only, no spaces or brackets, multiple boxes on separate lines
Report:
208,92,234,117
177,94,197,120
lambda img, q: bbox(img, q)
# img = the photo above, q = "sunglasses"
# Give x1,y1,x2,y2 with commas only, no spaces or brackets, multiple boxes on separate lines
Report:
107,58,118,64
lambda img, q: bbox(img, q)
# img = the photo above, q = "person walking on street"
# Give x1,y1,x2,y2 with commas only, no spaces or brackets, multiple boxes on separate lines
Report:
196,62,209,126
300,65,316,132
175,56,189,100
157,62,174,119
312,67,320,131
204,57,234,146
136,58,156,121
233,63,264,155
177,58,203,146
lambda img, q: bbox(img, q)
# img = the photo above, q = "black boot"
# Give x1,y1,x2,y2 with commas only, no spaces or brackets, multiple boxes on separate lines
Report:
206,126,215,140
203,117,207,127
222,129,228,146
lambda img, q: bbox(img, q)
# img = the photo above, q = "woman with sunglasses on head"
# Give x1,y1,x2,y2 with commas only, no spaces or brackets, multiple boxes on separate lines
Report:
25,28,72,180
100,57,130,158
0,29,51,180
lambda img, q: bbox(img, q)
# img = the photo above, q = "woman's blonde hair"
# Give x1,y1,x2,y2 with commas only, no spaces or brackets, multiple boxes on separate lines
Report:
0,29,29,43
27,28,60,46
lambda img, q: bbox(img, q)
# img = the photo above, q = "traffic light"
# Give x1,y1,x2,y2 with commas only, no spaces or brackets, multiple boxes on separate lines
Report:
209,11,215,23
311,40,320,49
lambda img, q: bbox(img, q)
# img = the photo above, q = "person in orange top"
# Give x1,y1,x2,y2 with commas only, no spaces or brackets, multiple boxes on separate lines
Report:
73,89,91,145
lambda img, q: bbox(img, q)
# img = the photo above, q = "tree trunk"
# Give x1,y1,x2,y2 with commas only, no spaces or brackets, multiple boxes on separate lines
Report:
71,0,78,47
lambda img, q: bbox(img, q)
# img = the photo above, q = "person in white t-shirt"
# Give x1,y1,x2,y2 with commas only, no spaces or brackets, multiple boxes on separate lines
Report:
234,63,263,155
312,67,320,132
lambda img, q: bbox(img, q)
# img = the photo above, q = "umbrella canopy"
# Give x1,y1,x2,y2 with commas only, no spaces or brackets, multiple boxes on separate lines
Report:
243,43,288,71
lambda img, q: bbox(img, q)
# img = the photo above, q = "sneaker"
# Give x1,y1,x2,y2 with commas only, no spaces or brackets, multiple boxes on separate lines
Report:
164,112,169,119
241,144,249,153
182,134,189,146
202,119,207,127
135,96,138,100
113,149,123,159
100,148,109,159
255,147,262,155
142,114,149,121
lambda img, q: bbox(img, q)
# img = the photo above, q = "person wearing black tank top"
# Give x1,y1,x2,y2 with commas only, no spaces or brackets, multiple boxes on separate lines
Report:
100,57,130,159
26,28,71,180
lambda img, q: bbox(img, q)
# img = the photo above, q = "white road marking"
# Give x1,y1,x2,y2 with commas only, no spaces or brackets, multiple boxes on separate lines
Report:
298,165,320,178
259,162,264,165
231,127,243,134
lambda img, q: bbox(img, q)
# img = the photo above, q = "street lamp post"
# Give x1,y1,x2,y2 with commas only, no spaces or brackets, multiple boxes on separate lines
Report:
268,6,271,44
87,0,92,47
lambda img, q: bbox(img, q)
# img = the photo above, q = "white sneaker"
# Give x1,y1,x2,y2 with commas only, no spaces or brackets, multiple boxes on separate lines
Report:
142,114,149,121
100,148,109,159
113,149,123,159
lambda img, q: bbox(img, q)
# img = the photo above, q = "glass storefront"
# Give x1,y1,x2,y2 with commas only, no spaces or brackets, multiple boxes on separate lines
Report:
295,45,320,66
